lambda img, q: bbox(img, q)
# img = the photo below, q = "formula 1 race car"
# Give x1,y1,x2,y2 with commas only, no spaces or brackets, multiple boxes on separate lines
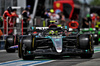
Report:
18,24,94,60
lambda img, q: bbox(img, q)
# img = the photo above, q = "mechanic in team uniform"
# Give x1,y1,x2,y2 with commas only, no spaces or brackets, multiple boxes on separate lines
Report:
50,9,60,21
22,7,31,35
26,5,31,16
47,9,60,26
0,17,3,37
3,7,12,34
59,12,66,26
82,14,92,28
8,9,18,35
44,9,51,18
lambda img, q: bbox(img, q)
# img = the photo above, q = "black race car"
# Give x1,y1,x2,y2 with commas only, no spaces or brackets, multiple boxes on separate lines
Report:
18,24,94,60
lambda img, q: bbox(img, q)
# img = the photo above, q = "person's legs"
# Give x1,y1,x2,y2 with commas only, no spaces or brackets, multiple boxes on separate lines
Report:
8,23,13,35
23,22,27,35
4,20,7,34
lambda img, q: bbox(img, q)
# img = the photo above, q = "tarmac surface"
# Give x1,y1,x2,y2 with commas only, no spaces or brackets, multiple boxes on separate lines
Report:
0,45,100,66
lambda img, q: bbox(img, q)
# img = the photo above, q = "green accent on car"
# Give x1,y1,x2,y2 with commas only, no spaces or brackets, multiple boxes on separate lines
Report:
49,31,52,34
57,25,62,27
89,28,93,31
91,31,95,34
98,38,100,41
79,31,83,34
98,31,100,35
0,17,3,22
72,32,75,33
49,30,54,34
82,29,89,32
55,31,58,35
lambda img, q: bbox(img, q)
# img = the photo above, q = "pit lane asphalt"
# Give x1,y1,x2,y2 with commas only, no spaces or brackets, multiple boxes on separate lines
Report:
0,46,100,66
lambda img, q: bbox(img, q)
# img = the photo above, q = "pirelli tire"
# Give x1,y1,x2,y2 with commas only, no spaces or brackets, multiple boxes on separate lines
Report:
78,34,94,58
5,35,15,53
21,36,35,60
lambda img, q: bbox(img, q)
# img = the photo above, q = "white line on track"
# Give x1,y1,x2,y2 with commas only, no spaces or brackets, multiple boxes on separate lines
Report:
0,50,6,52
1,61,39,66
0,46,100,66
0,59,21,64
29,60,56,66
0,59,55,66
94,51,100,53
94,45,100,53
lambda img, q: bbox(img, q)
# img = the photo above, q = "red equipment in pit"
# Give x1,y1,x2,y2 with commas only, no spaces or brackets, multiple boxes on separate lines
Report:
53,0,74,19
68,21,79,29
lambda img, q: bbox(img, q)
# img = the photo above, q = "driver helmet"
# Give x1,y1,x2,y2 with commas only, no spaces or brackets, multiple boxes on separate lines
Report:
50,9,54,13
7,6,12,12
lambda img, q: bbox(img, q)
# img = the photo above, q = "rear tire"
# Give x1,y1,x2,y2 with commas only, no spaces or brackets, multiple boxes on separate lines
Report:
78,34,94,59
22,47,35,60
78,34,93,50
5,35,16,53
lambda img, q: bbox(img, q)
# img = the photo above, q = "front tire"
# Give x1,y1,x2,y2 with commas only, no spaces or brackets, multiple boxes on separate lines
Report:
22,45,35,60
21,36,35,60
